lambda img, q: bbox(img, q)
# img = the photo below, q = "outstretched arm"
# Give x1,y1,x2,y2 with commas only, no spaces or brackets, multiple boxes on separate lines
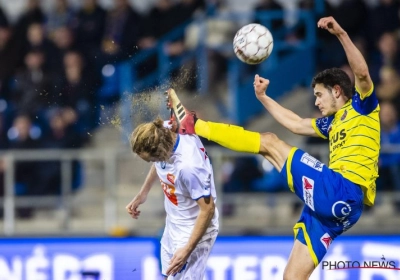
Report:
254,75,318,136
126,164,158,219
317,16,373,96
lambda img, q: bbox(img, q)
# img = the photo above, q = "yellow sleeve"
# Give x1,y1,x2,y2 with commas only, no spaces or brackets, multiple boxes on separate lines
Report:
355,84,374,100
311,118,328,139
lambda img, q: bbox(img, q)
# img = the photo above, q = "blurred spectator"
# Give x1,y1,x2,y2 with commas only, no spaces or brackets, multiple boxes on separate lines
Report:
0,22,18,101
46,0,75,36
73,0,106,59
0,113,8,149
50,26,77,74
101,0,142,62
378,102,400,209
13,0,45,50
7,114,42,217
12,49,51,118
324,0,367,38
166,0,205,56
0,7,8,28
366,0,400,53
223,156,264,192
25,23,59,69
369,32,400,84
340,64,355,87
38,109,83,196
140,0,202,54
317,0,367,70
58,51,98,135
376,66,400,112
0,113,8,206
251,159,286,192
178,0,205,22
137,0,201,80
140,0,179,49
254,0,284,30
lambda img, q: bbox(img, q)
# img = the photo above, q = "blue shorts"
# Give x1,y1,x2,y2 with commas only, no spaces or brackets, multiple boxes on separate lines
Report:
281,148,364,267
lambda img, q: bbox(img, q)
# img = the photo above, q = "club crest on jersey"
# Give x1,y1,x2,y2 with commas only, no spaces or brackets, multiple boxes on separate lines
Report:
161,162,166,169
340,110,347,121
167,173,175,185
200,147,208,160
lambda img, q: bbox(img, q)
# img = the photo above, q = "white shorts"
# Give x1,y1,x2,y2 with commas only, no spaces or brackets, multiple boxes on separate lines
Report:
160,229,218,279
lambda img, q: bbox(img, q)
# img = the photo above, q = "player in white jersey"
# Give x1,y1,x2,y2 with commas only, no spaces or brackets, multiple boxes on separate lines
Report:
126,117,219,279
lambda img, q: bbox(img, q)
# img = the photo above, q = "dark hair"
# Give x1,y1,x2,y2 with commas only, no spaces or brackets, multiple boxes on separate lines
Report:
130,117,175,161
311,68,353,99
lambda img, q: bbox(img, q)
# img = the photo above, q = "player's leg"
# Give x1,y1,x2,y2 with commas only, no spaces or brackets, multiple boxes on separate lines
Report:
284,240,315,280
160,245,172,279
166,89,292,171
160,227,173,279
284,205,332,279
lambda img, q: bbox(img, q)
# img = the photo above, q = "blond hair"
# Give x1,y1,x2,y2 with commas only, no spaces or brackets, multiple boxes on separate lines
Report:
130,117,175,161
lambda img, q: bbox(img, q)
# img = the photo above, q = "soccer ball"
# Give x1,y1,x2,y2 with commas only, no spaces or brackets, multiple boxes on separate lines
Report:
233,23,274,65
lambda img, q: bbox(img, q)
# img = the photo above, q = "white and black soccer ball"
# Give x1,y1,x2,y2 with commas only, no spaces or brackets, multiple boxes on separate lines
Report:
233,23,274,65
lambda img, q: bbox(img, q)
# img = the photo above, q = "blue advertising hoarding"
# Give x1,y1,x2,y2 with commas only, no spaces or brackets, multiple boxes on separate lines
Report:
0,236,399,280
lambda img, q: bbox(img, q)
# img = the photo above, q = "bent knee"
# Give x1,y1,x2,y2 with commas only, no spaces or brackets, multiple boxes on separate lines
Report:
260,132,280,151
260,132,279,144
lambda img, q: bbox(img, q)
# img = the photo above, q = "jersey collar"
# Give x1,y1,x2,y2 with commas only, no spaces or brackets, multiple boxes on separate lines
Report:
172,134,180,153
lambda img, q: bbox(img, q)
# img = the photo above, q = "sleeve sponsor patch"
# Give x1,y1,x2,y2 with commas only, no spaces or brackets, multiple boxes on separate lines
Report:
300,153,324,172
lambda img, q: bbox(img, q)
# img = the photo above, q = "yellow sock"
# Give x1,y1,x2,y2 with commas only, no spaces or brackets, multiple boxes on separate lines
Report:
195,119,260,153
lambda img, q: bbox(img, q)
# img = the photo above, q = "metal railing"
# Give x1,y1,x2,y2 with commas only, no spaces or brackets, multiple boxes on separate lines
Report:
1,144,399,236
0,148,123,236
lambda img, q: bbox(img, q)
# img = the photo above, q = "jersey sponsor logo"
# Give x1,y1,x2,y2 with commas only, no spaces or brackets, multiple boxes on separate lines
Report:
167,173,175,185
332,201,351,220
300,153,324,172
340,110,347,121
331,129,347,152
161,180,178,206
302,176,315,211
331,129,347,143
320,233,332,250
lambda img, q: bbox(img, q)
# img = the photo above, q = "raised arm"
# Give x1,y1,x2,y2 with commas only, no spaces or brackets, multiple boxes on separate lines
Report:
254,75,318,136
317,16,373,96
126,164,158,219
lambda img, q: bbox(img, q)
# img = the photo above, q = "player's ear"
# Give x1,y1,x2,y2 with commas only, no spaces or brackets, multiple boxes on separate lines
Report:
333,85,341,98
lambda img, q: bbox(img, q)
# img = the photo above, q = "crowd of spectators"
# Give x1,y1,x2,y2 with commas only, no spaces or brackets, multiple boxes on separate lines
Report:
0,0,204,214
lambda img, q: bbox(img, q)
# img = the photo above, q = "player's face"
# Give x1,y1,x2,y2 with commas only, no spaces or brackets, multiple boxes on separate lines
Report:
138,152,158,163
313,83,337,116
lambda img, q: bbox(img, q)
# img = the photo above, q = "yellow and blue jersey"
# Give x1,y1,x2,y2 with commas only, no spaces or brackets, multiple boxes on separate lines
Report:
312,86,380,206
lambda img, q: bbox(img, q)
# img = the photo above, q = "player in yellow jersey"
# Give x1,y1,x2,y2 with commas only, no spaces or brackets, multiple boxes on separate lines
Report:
166,16,380,279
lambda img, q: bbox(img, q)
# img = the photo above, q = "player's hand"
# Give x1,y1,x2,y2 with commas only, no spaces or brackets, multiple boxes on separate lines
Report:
125,193,147,219
166,247,191,276
254,74,270,99
317,17,345,36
